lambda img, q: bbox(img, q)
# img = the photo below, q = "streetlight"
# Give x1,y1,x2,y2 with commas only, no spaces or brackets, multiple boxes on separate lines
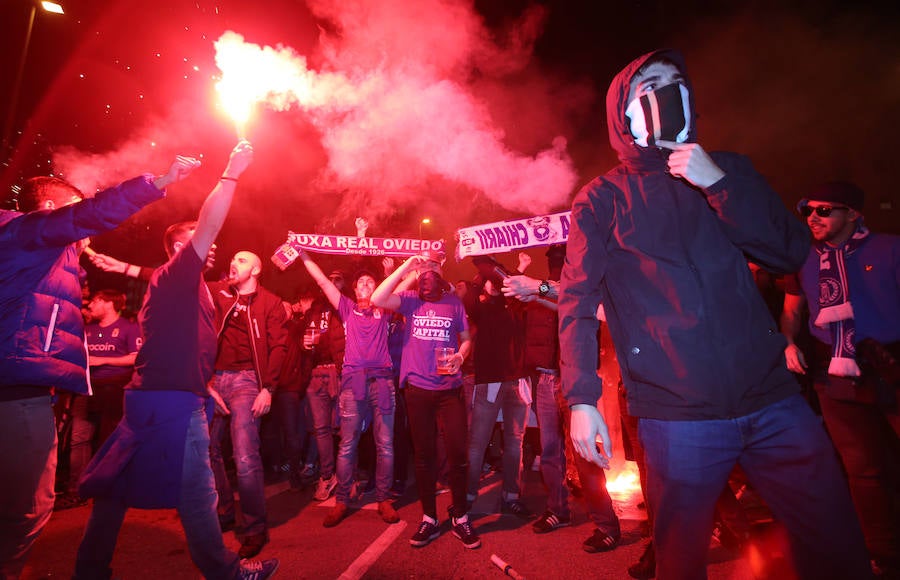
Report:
2,1,65,154
418,217,431,239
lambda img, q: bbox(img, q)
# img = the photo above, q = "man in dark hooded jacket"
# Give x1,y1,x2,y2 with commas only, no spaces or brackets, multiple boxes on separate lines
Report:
558,49,870,579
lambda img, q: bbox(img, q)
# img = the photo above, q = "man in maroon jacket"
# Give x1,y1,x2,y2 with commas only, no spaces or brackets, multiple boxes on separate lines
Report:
208,250,287,558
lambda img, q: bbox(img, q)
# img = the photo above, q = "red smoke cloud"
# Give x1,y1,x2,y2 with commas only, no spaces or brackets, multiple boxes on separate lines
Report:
54,0,590,230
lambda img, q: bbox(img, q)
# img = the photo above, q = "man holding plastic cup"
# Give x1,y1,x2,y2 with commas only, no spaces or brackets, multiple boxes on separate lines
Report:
372,250,480,550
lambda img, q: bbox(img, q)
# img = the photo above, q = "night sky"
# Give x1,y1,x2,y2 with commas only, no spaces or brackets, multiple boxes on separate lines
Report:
1,0,898,300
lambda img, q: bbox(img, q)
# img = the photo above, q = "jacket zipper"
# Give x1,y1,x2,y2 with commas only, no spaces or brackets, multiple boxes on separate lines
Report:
246,302,263,389
217,289,264,389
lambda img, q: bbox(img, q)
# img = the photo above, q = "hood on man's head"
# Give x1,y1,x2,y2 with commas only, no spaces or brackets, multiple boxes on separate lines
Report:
801,181,865,213
605,49,696,168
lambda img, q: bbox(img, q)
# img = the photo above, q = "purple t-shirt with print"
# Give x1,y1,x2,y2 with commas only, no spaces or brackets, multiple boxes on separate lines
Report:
338,294,392,371
396,290,468,390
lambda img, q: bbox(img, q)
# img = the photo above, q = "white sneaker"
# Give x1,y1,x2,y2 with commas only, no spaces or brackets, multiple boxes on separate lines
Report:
314,474,337,501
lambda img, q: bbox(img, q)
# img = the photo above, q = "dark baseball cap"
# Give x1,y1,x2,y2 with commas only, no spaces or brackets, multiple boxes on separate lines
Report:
801,181,865,212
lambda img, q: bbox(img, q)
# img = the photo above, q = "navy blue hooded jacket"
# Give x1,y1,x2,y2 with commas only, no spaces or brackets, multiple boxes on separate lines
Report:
0,176,165,397
559,49,810,420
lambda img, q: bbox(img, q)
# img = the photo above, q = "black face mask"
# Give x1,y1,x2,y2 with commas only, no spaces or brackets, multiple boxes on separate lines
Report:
418,270,447,302
625,82,691,147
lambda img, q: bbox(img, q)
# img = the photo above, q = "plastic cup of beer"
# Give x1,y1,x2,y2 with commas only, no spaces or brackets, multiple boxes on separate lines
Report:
303,327,320,349
435,347,455,375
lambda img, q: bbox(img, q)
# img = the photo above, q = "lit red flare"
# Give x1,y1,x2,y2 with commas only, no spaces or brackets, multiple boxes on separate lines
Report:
213,31,315,136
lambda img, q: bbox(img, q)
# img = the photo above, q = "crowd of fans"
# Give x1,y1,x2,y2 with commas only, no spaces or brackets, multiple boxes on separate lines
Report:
2,48,898,580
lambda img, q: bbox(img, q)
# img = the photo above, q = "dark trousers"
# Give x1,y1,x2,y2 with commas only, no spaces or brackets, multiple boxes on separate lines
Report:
817,384,900,562
392,384,410,485
404,385,469,520
274,390,309,479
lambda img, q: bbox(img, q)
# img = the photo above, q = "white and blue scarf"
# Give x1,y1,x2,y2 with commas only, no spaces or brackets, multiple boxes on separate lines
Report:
814,225,870,377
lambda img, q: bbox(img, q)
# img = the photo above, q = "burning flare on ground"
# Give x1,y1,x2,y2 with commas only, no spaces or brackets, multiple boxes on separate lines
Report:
606,462,642,497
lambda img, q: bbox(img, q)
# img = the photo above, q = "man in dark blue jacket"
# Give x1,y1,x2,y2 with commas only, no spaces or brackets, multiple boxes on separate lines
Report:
0,157,198,578
558,49,870,578
782,181,900,576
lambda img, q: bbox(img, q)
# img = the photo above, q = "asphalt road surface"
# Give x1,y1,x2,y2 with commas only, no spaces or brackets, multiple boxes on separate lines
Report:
22,464,793,579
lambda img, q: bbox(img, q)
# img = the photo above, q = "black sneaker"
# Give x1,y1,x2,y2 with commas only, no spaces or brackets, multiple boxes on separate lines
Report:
451,515,481,549
532,510,571,534
409,518,440,547
239,558,279,580
500,499,534,520
582,528,619,553
299,463,319,485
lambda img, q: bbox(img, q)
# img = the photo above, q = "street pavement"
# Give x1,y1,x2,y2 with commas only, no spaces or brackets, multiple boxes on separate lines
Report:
21,464,794,579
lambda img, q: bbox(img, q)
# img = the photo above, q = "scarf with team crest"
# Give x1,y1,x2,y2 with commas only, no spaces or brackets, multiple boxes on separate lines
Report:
814,224,870,377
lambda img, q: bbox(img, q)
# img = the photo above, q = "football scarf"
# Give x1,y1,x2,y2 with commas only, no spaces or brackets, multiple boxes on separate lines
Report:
814,225,870,377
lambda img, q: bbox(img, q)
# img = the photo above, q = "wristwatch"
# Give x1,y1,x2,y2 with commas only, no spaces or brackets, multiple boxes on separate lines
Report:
538,280,551,297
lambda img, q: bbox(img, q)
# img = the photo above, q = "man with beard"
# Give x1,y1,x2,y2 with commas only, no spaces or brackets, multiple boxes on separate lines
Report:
296,250,405,527
371,250,479,550
57,289,142,511
781,182,900,576
208,250,288,558
74,141,279,580
558,50,869,579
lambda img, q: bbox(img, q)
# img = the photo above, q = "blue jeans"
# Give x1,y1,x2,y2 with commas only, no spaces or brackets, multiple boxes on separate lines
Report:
0,395,56,579
75,401,240,579
535,372,570,518
639,394,871,580
536,373,619,534
209,370,266,536
307,365,339,479
335,375,395,503
467,380,528,498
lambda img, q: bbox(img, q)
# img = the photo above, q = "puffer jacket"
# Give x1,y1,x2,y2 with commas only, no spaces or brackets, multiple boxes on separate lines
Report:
0,176,165,396
559,49,810,420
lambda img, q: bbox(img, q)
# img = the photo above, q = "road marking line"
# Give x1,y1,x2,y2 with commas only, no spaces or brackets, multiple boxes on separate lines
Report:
338,520,408,580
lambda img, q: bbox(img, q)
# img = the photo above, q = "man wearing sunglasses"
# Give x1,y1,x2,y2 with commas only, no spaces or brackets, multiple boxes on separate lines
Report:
782,181,900,577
